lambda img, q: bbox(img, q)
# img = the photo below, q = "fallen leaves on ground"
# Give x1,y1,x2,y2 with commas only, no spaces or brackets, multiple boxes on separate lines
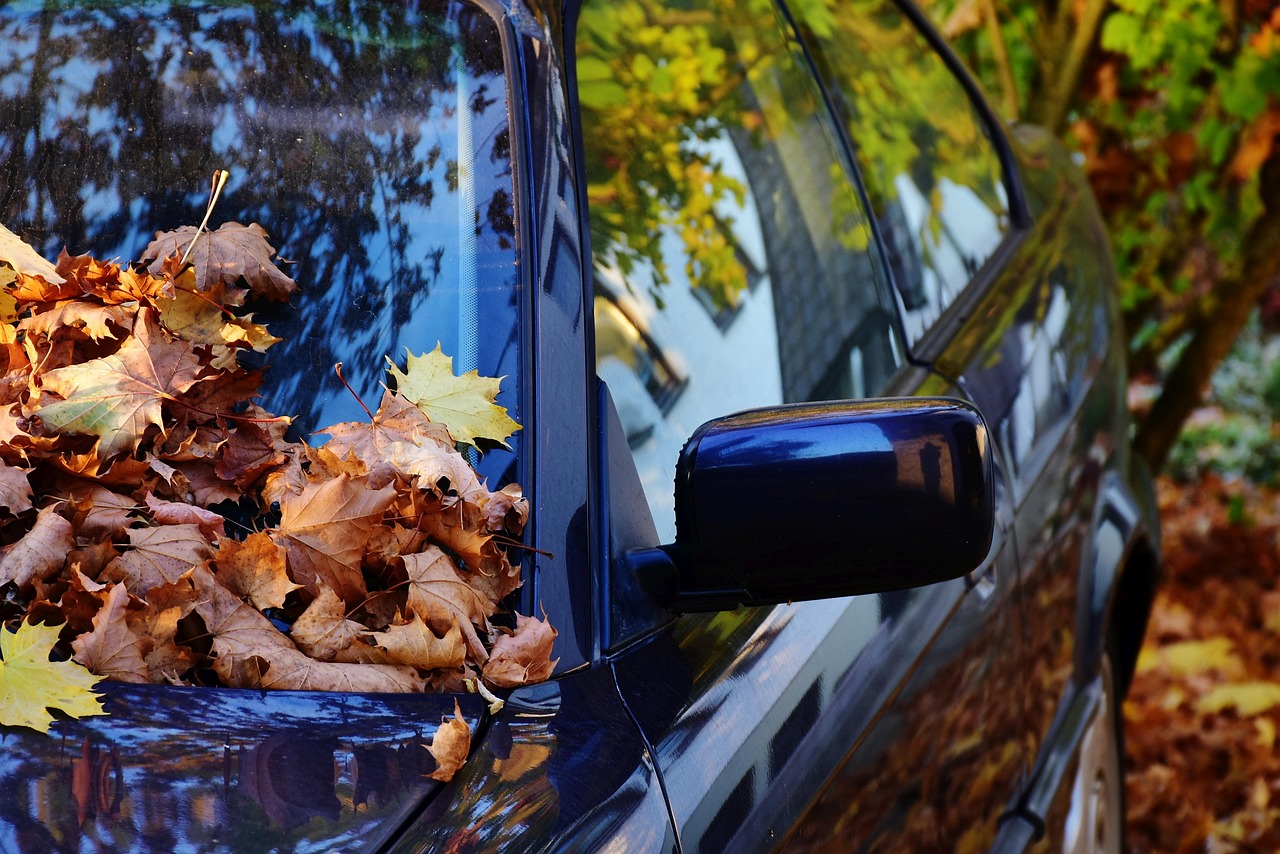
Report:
0,220,553,762
1126,474,1280,852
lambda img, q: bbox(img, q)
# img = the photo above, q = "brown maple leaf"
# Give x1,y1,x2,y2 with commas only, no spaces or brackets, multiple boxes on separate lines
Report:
71,582,151,684
426,700,472,782
143,222,297,301
62,483,138,540
0,507,74,587
482,610,559,688
402,546,496,663
34,309,204,459
101,523,215,597
20,300,131,344
271,475,397,607
367,614,466,671
317,390,455,467
145,493,226,539
0,461,33,514
288,587,369,663
215,417,290,490
128,572,200,682
213,532,298,611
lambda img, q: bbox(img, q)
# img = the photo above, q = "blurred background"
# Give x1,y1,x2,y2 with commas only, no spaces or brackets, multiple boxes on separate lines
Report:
921,1,1280,848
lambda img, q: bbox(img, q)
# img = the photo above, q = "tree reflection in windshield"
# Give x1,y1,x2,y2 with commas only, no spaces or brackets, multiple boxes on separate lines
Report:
0,0,519,482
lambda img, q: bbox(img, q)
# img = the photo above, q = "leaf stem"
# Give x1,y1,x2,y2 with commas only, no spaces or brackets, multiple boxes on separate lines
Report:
335,362,375,421
180,169,230,268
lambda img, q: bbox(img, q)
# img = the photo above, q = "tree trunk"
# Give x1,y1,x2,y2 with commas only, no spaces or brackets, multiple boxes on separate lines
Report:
1133,156,1280,472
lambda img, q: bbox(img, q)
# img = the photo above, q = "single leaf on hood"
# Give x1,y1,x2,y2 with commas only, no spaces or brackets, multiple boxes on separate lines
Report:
0,619,106,733
0,221,64,284
403,546,495,663
271,475,397,606
0,507,74,588
482,610,559,688
101,524,215,597
213,532,298,611
426,699,472,782
71,583,150,684
0,462,32,514
143,222,297,301
387,344,521,449
34,309,204,459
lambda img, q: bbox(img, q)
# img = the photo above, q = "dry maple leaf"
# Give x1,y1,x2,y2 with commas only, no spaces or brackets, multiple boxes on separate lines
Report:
157,268,280,352
482,610,559,688
213,533,298,611
34,310,204,459
101,523,215,597
0,619,106,734
71,583,150,684
62,483,138,540
290,587,370,663
317,389,455,465
426,699,472,782
0,221,65,285
0,462,33,514
20,300,132,344
403,546,496,663
143,222,297,301
271,475,397,607
0,507,74,588
387,344,522,449
368,614,466,671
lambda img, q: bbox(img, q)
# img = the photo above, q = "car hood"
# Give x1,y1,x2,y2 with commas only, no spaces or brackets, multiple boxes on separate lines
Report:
0,683,485,852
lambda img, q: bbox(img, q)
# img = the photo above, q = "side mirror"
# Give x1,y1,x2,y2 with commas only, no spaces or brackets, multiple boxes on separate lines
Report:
627,398,994,611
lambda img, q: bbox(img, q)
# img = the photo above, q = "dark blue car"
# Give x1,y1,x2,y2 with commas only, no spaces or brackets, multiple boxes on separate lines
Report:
0,0,1159,850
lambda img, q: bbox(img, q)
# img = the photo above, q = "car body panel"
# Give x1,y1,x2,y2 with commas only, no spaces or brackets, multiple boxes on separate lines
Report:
0,685,484,852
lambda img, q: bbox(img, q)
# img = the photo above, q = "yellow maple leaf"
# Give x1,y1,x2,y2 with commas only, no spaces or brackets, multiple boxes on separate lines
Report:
386,344,521,449
0,620,107,734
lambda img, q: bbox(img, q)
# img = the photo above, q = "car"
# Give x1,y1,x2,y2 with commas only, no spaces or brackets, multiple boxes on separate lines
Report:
0,0,1160,851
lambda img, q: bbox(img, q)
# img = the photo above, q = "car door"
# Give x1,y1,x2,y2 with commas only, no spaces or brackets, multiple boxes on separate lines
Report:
792,0,1160,846
571,0,1030,849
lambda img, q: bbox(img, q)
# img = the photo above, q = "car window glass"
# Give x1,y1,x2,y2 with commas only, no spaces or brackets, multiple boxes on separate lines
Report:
576,0,902,539
0,0,520,486
790,0,1010,343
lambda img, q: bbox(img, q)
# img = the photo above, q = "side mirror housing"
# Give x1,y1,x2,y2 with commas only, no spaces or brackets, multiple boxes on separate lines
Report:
629,398,994,611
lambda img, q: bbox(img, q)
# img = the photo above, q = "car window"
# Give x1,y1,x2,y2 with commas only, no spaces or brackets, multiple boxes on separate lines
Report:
576,0,902,539
0,0,520,486
789,0,1011,343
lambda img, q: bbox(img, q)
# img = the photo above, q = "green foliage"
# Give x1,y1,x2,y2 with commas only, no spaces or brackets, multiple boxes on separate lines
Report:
1167,319,1280,485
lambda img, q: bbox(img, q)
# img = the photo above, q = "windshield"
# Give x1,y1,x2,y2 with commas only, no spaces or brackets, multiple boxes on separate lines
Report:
0,0,520,484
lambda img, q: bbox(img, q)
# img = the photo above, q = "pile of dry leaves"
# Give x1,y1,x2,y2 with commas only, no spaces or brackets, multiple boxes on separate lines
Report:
1126,474,1280,852
0,220,553,705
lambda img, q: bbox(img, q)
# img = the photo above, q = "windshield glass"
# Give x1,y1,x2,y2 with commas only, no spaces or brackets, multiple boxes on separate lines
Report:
0,0,520,484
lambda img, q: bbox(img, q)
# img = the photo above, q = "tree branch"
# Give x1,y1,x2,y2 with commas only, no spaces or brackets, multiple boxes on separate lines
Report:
1038,0,1109,133
979,0,1019,120
1133,156,1280,471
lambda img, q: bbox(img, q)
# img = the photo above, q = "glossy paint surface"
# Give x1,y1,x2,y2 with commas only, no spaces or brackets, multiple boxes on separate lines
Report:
0,684,482,852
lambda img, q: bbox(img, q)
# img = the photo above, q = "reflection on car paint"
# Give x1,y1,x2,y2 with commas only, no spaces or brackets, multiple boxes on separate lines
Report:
0,686,482,851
